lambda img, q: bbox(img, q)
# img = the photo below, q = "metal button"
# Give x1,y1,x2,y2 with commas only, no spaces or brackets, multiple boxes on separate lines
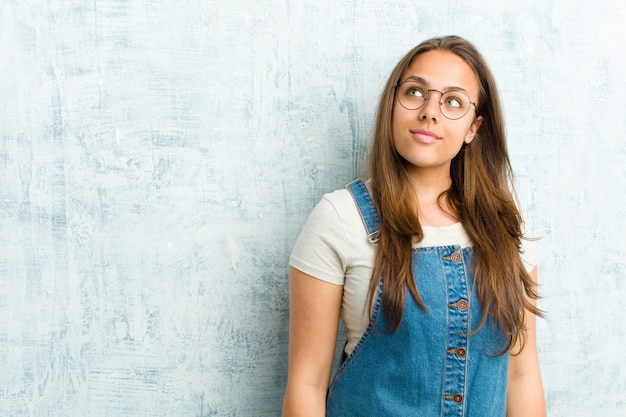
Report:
452,393,464,404
456,299,468,311
455,347,467,357
450,252,462,263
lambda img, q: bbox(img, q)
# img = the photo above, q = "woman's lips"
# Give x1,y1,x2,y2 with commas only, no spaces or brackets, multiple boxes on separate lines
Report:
410,128,441,144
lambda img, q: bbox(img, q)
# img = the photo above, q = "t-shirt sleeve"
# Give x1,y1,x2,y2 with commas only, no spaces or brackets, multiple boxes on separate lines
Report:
289,196,347,285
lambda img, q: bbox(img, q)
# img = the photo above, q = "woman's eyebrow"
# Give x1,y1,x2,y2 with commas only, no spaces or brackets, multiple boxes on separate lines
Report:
401,75,428,85
401,75,470,94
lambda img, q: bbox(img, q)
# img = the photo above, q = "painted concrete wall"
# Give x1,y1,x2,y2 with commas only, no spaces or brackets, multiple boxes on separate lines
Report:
1,1,624,415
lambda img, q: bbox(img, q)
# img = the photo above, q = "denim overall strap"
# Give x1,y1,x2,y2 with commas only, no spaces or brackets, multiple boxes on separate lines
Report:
345,179,379,243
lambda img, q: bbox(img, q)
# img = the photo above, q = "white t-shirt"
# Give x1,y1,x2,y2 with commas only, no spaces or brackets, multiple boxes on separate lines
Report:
289,185,537,355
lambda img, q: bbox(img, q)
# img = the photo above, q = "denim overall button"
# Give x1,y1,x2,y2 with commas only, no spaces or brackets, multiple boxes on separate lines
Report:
456,299,468,310
445,393,465,404
450,252,462,263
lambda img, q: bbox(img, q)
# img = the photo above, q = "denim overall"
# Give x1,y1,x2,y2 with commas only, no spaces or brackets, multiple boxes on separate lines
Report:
326,179,509,417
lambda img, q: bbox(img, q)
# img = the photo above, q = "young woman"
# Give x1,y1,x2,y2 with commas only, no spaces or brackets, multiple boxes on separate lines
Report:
283,36,546,417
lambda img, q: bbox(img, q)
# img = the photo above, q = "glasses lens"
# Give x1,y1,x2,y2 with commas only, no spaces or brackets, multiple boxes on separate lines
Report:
440,90,471,120
397,81,426,110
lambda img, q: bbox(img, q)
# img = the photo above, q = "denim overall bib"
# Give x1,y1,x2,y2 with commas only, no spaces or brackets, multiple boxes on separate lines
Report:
326,179,509,417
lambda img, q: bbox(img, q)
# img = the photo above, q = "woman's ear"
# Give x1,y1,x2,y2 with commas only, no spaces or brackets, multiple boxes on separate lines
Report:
464,115,484,144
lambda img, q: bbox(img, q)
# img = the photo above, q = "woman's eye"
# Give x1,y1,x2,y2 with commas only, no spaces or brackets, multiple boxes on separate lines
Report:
445,97,462,108
407,88,425,98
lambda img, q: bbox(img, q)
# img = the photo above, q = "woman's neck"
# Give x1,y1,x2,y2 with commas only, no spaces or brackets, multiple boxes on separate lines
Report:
407,167,458,227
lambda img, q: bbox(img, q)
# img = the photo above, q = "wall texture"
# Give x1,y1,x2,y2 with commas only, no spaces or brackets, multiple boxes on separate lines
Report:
0,1,624,416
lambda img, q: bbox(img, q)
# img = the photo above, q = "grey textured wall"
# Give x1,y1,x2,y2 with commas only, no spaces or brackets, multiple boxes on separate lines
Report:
1,1,624,416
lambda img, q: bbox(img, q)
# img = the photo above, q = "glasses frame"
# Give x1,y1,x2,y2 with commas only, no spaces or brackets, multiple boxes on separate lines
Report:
394,81,478,120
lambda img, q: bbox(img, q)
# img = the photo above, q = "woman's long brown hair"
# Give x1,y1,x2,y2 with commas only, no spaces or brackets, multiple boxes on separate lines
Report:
368,35,542,355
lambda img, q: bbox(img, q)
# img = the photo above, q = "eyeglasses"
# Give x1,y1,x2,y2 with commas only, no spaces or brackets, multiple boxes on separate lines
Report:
395,80,477,120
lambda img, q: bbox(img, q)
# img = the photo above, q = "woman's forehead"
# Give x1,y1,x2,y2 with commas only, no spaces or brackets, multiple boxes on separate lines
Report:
402,50,480,95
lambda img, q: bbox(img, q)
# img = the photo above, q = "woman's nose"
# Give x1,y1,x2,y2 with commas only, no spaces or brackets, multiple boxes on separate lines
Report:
418,93,441,121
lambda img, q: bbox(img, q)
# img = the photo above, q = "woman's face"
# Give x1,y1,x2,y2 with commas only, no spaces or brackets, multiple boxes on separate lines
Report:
392,50,483,177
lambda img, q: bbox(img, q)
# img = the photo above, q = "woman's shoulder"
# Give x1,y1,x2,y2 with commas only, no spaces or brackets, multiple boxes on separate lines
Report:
321,186,354,207
296,180,370,238
317,179,371,218
289,180,372,284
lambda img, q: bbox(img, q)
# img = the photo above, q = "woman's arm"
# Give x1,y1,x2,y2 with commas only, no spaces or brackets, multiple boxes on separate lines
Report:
282,267,344,417
506,267,547,417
